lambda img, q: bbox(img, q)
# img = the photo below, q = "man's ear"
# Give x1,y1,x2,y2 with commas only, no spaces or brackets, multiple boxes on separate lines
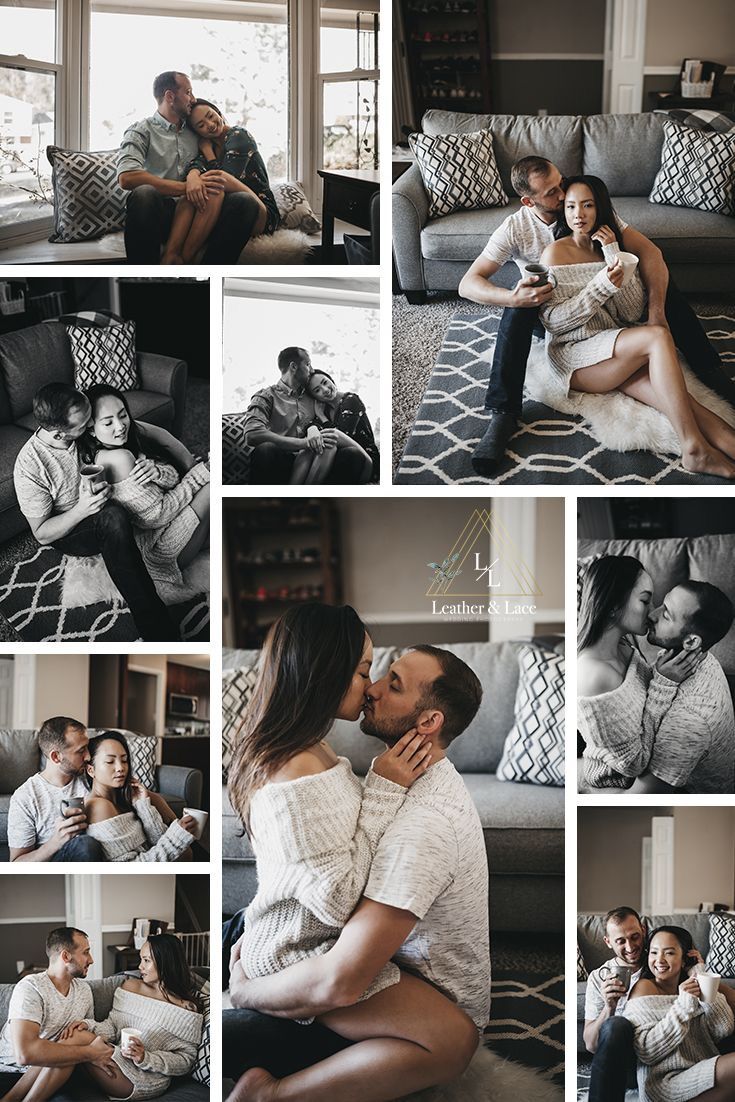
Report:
603,935,612,951
519,195,534,209
415,709,444,737
682,633,702,652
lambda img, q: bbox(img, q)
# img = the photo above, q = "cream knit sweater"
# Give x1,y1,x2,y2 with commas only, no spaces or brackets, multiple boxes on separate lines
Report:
241,757,407,1012
85,797,192,862
624,991,733,1102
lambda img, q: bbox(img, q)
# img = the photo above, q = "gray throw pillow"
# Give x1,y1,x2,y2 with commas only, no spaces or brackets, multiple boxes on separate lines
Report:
409,128,508,218
649,119,735,216
47,146,127,243
272,181,321,233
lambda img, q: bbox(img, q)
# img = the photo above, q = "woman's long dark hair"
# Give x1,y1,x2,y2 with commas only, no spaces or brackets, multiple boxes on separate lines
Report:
227,603,369,832
578,555,646,650
80,384,167,465
83,731,134,812
187,98,227,136
559,175,625,254
146,933,202,1012
639,925,694,987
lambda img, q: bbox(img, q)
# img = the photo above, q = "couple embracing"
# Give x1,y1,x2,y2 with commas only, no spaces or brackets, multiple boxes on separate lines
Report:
577,556,735,793
223,603,490,1101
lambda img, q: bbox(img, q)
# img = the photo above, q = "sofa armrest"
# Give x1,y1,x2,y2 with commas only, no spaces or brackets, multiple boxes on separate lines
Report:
392,164,430,293
155,764,203,808
137,352,188,439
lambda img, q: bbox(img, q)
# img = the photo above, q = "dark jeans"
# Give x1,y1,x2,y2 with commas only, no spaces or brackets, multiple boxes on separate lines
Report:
249,442,367,485
588,1016,636,1102
53,502,178,641
124,185,261,264
484,279,735,415
50,835,106,862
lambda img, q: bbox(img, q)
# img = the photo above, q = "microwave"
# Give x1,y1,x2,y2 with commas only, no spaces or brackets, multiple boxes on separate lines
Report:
169,693,198,717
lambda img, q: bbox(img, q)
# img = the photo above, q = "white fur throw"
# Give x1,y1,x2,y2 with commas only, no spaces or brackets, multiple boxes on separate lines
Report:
60,550,210,609
238,227,313,264
402,1047,562,1101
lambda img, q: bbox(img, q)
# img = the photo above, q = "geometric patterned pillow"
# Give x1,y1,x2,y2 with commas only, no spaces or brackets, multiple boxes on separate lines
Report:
191,990,210,1086
222,665,259,781
47,146,127,243
222,414,251,486
67,320,139,391
650,119,735,216
705,912,735,975
577,944,589,982
272,181,321,233
654,108,735,135
496,645,565,787
409,128,509,219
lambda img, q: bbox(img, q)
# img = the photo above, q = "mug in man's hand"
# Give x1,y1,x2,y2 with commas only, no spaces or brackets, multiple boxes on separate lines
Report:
600,963,633,989
60,796,85,816
524,263,550,286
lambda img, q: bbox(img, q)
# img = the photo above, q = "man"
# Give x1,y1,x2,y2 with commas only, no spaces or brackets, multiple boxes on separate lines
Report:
0,927,114,1101
223,645,489,1088
632,581,735,793
13,382,180,641
459,156,735,476
118,71,259,264
243,347,366,484
7,717,104,862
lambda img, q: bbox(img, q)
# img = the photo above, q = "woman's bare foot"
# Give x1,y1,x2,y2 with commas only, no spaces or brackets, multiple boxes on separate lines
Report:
229,1068,279,1102
682,443,735,480
161,251,184,265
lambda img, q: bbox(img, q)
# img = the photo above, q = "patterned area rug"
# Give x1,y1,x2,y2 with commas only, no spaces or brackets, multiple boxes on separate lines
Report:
0,545,209,641
395,311,735,484
485,967,564,1086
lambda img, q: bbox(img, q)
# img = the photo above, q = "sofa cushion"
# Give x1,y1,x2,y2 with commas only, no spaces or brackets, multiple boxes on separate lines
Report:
583,113,665,196
612,196,735,263
463,773,563,875
421,200,523,261
687,534,735,674
123,389,175,426
650,119,735,217
496,645,565,787
0,425,33,513
654,108,735,135
578,912,714,974
409,129,508,219
0,730,42,794
576,537,690,606
0,323,76,420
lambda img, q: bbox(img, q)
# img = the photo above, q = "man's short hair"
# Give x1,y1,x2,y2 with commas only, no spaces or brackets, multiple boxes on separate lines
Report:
411,645,482,746
510,156,554,198
153,71,187,103
604,906,643,930
277,346,308,373
32,383,88,431
680,581,735,651
46,927,86,959
38,716,85,758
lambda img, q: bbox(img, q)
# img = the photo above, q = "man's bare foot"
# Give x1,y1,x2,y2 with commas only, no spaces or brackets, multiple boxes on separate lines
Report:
229,1068,279,1101
682,444,735,480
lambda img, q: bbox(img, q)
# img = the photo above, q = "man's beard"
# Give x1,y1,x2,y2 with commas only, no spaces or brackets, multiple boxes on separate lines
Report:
58,754,85,779
360,705,424,746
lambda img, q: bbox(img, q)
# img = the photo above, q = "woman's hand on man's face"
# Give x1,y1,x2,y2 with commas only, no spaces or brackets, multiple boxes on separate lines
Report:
655,647,703,684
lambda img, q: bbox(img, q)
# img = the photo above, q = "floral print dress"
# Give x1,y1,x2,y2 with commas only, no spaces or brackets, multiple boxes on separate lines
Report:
186,126,279,235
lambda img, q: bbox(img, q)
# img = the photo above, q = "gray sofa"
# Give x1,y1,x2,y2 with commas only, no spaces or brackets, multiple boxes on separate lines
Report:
577,911,735,1099
0,322,188,540
0,974,207,1101
0,728,203,862
393,111,735,298
222,638,565,934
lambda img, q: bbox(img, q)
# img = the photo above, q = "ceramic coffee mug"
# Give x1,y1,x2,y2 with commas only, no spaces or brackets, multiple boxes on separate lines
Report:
120,1028,143,1056
698,973,721,1002
183,808,208,840
599,963,633,988
524,263,550,286
615,251,639,287
60,796,85,815
80,464,105,494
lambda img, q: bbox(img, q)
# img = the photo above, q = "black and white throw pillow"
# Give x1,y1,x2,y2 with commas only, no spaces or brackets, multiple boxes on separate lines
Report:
272,181,322,233
577,944,589,982
409,128,508,219
47,146,127,243
67,319,138,392
222,414,252,486
192,989,210,1086
654,108,735,135
650,119,735,216
222,665,259,781
705,912,735,975
496,645,565,787
124,733,157,790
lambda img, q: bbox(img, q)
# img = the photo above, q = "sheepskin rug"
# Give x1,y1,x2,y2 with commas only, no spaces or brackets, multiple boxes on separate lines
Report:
523,335,735,455
60,550,209,609
401,1045,563,1101
238,227,313,264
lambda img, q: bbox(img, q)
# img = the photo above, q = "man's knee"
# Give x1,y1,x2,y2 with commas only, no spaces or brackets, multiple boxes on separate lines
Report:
55,835,106,862
250,442,291,480
126,185,162,217
500,305,539,330
95,502,134,540
222,191,260,220
598,1015,634,1051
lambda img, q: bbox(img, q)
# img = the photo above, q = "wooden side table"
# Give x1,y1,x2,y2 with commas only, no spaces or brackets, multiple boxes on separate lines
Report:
317,168,380,262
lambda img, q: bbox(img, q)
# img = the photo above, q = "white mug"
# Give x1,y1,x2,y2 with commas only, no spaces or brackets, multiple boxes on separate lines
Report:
698,973,721,1002
616,250,639,287
120,1027,143,1056
133,918,150,950
183,807,208,840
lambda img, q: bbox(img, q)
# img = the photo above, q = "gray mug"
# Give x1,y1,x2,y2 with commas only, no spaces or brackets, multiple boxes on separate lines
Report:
600,963,633,989
60,796,85,816
524,263,550,286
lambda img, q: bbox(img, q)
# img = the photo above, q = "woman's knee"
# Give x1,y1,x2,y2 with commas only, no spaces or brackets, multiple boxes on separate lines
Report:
435,1011,478,1080
58,1030,96,1047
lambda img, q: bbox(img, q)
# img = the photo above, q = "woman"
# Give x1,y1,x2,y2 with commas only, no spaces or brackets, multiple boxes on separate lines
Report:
290,369,378,484
577,555,699,789
540,175,735,480
82,384,210,584
83,732,196,862
162,98,279,265
624,925,735,1101
59,934,204,1100
228,603,479,1102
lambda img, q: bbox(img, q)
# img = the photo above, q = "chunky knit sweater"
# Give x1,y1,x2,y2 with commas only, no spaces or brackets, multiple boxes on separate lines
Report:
624,991,733,1102
85,797,192,862
540,261,646,388
87,985,202,1100
241,757,407,1014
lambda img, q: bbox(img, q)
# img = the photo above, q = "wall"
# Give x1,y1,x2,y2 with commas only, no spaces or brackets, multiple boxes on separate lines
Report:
100,875,176,977
578,808,675,912
34,655,89,725
674,808,735,910
644,0,735,67
0,877,66,983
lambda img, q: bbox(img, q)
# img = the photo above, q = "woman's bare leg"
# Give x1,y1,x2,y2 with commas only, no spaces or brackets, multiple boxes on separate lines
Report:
692,1053,735,1100
571,326,735,479
85,1063,134,1100
289,450,314,484
302,447,338,484
181,191,225,263
161,199,196,265
178,484,210,569
0,1067,75,1102
231,972,478,1102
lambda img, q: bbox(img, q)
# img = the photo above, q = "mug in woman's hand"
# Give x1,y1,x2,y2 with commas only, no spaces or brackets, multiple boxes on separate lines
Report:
120,1027,143,1057
616,251,639,287
697,973,721,1002
182,808,208,840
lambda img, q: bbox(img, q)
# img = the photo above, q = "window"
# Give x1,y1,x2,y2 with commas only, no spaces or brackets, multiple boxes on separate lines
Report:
223,278,380,444
319,2,379,174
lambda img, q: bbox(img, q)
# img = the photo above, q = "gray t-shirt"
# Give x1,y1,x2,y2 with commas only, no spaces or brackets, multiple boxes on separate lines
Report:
481,205,628,269
13,433,81,521
0,972,94,1069
364,757,491,1030
7,773,87,851
584,958,642,1021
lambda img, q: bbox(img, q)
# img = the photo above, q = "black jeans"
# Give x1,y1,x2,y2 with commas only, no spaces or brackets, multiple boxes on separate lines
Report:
249,442,367,485
484,279,735,416
124,185,262,264
588,1016,636,1102
50,835,106,862
52,502,178,641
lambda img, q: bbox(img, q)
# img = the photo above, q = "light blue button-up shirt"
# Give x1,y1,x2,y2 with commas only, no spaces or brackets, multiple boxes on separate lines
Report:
117,111,199,181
